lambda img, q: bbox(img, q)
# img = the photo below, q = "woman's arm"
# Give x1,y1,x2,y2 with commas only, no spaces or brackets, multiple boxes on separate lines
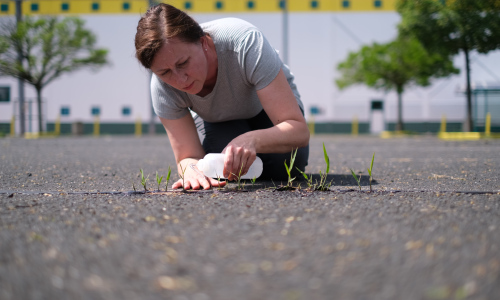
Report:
222,69,310,179
160,113,226,190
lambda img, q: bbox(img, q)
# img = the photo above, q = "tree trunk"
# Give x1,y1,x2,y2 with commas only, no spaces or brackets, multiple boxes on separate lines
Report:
36,87,43,134
464,48,473,132
396,87,404,131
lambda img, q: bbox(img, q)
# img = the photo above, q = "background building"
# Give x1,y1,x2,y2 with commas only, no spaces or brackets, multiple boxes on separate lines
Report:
0,0,499,135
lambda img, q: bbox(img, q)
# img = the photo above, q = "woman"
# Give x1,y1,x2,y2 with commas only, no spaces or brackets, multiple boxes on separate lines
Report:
135,3,309,190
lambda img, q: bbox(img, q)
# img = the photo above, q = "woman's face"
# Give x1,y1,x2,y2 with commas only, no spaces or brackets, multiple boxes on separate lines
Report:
151,37,208,94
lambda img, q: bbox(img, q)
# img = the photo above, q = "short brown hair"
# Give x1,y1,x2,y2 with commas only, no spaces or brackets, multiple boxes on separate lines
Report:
135,3,205,69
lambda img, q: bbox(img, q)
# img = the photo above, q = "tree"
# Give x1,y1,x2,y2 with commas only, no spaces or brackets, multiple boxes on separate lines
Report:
397,0,500,132
336,37,458,131
0,16,108,134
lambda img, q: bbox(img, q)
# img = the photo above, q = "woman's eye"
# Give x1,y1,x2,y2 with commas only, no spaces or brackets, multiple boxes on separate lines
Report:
161,70,170,76
179,60,188,67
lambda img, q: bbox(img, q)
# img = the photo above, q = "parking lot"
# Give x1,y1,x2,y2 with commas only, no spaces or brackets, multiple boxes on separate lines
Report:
1,135,499,300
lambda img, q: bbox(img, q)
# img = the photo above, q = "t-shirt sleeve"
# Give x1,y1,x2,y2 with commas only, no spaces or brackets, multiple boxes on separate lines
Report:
238,30,282,91
150,74,190,120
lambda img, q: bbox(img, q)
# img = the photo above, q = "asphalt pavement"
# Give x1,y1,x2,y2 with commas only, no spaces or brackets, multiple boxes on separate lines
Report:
1,135,499,300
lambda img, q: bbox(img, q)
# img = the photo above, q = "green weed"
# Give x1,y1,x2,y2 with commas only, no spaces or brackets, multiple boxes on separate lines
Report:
156,171,163,191
140,169,149,191
298,143,332,191
165,166,171,191
367,153,375,192
296,168,314,190
350,169,362,191
283,148,298,189
231,162,245,190
316,143,332,191
178,163,187,191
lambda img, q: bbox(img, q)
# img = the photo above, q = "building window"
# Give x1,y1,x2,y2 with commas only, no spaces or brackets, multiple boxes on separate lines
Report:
279,0,285,9
0,86,10,102
91,2,99,11
374,0,382,8
122,107,131,116
1,3,8,12
184,1,192,10
342,0,350,8
215,1,223,10
61,3,69,11
61,107,70,116
247,1,255,9
91,107,100,116
311,1,318,9
122,2,130,10
31,3,39,12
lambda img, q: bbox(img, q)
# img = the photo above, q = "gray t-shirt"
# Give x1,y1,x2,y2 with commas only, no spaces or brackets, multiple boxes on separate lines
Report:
151,17,303,122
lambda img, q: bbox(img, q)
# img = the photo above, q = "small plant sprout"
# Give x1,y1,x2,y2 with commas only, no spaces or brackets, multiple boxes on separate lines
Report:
230,162,245,190
178,163,188,191
140,169,149,191
350,168,362,191
156,171,163,191
298,143,332,191
251,176,257,187
132,181,137,192
283,148,298,189
367,152,375,192
165,166,172,191
296,168,315,190
316,143,332,191
216,174,222,190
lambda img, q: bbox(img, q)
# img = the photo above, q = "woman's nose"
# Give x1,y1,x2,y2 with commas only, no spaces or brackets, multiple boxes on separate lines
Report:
175,71,188,84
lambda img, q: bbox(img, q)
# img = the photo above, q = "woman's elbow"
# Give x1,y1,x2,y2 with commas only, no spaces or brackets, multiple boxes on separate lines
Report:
297,122,310,148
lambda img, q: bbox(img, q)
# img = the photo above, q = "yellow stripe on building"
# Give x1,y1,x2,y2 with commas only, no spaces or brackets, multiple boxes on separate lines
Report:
0,0,397,15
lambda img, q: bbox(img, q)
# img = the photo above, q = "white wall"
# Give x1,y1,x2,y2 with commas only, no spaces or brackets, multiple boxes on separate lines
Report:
1,11,499,132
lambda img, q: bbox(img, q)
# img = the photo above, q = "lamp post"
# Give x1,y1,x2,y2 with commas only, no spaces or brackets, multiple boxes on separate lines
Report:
282,0,289,65
15,0,26,136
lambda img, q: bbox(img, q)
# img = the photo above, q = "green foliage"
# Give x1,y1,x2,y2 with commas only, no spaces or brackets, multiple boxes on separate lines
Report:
350,169,362,192
156,171,163,191
367,153,375,192
165,166,171,191
296,143,332,191
0,16,108,133
317,142,332,191
283,148,298,189
397,0,500,131
296,168,314,190
140,169,149,191
231,162,245,190
336,36,458,131
178,163,187,191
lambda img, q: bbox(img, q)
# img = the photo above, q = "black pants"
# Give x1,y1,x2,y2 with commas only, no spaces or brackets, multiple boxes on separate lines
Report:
202,109,309,181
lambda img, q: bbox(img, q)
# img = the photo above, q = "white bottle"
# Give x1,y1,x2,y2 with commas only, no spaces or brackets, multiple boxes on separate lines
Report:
196,153,263,179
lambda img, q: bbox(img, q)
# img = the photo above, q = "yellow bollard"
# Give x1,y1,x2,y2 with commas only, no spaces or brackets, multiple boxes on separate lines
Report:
485,112,491,137
10,115,15,136
93,115,100,136
135,117,142,136
308,115,315,136
55,115,61,136
440,114,447,133
352,115,358,136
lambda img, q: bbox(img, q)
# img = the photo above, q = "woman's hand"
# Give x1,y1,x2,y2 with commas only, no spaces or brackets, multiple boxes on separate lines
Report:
172,160,226,190
222,134,257,181
159,114,227,190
